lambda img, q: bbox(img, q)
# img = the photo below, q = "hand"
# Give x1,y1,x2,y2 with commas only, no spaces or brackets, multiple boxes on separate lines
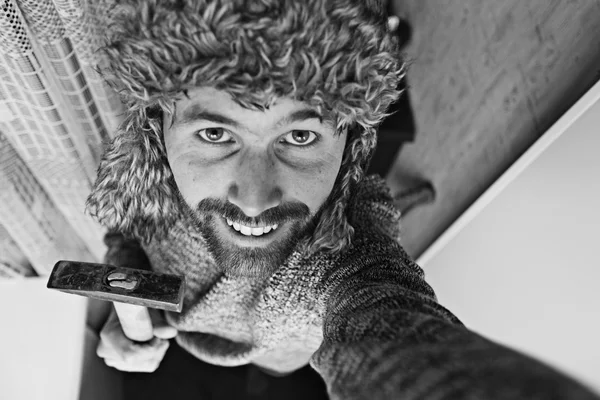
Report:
96,306,178,372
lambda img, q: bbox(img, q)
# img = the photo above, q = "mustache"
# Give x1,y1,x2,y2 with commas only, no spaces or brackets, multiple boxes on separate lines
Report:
195,198,310,226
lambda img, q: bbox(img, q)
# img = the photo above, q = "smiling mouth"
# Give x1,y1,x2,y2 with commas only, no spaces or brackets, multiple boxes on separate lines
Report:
222,216,280,237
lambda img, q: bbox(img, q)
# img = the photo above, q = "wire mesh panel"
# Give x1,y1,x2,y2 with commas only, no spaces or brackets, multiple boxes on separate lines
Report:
0,131,96,274
0,0,129,269
0,222,36,277
52,0,125,137
0,53,108,262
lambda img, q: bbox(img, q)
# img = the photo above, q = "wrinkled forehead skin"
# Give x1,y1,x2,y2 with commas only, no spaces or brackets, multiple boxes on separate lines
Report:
97,0,405,135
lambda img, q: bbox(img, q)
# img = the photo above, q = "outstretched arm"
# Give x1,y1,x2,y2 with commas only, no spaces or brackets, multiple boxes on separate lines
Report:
310,231,599,400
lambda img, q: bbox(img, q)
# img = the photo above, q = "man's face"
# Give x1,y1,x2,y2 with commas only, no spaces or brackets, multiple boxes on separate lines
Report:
163,87,347,280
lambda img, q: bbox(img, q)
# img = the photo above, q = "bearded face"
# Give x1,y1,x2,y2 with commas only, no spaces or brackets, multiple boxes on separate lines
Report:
163,87,347,279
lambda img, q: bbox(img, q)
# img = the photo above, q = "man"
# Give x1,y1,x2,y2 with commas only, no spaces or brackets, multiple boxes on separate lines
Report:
85,0,599,399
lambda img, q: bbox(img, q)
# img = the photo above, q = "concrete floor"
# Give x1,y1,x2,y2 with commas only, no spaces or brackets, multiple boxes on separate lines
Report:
385,0,600,259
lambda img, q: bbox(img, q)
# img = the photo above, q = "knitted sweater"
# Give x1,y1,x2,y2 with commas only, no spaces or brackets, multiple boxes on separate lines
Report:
103,175,599,400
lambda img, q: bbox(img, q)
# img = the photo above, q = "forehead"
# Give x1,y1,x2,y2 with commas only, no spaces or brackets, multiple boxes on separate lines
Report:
175,86,309,115
170,86,333,130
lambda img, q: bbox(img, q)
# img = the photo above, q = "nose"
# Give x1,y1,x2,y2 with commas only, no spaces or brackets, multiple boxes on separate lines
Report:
227,153,283,218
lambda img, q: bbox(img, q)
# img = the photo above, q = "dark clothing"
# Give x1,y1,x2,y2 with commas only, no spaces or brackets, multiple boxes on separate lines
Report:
123,340,328,400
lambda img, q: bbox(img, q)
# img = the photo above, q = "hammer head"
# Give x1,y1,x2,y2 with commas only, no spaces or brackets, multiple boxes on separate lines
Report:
47,260,185,312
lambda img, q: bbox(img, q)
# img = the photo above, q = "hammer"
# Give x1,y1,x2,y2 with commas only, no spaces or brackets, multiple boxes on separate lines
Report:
47,260,185,342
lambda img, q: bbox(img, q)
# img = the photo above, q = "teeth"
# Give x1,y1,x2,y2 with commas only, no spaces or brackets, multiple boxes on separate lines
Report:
225,217,278,236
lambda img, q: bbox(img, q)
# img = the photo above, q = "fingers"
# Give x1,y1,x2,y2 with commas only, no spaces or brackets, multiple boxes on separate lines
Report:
149,308,178,339
96,307,174,373
98,337,170,372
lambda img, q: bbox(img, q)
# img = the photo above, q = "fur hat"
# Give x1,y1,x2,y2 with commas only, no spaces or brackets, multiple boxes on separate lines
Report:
86,0,406,256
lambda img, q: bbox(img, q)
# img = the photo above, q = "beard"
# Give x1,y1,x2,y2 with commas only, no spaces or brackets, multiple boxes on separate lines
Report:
198,213,316,281
174,189,327,281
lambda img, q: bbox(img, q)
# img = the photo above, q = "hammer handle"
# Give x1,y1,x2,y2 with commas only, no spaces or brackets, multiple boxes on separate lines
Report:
113,302,154,342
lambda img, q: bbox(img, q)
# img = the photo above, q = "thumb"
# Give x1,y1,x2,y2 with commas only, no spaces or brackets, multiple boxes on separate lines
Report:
149,309,178,339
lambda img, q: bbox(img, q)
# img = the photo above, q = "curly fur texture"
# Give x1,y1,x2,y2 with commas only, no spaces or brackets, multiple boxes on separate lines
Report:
86,0,406,256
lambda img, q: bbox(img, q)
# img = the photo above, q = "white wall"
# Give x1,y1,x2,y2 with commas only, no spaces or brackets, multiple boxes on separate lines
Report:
0,278,124,400
0,278,87,400
419,79,600,394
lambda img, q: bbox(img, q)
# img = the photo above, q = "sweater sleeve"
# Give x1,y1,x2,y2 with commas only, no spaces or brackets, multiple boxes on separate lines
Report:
309,230,599,400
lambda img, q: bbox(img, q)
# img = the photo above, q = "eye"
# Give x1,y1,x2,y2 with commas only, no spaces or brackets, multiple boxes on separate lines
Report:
196,128,233,144
281,130,319,147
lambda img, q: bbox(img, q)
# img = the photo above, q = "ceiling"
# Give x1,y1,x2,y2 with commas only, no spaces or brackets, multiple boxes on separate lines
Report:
385,0,600,259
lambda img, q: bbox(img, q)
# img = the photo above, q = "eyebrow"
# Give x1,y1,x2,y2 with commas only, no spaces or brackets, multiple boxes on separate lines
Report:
173,103,332,130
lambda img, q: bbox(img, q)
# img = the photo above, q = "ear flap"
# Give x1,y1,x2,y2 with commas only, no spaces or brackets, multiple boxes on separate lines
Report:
303,125,377,256
85,108,180,245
